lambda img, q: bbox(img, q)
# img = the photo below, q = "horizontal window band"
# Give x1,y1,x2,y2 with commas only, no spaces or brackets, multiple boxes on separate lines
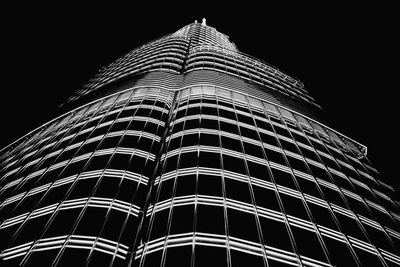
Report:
0,197,140,230
161,144,281,165
154,166,388,225
135,232,330,267
167,128,279,151
15,113,166,172
146,194,393,259
0,235,128,261
75,130,161,149
0,169,148,208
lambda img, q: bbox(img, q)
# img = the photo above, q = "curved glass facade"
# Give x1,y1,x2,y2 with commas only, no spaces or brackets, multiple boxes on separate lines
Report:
1,20,399,267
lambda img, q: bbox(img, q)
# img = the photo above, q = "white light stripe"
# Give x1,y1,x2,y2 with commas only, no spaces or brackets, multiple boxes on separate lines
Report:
71,153,91,163
318,226,346,242
2,252,28,261
380,250,400,264
1,212,29,228
2,167,22,179
386,228,400,239
0,244,32,258
391,212,400,222
358,215,382,230
1,191,24,205
29,184,50,195
92,247,126,259
38,235,68,242
300,255,332,267
25,158,41,168
32,245,63,252
0,177,22,191
276,185,302,198
264,245,299,262
348,236,376,253
266,255,299,266
377,180,394,191
80,170,102,179
97,238,129,250
35,239,66,247
365,199,387,213
287,216,315,231
46,149,63,160
48,161,69,171
30,205,58,219
331,204,355,218
54,175,77,186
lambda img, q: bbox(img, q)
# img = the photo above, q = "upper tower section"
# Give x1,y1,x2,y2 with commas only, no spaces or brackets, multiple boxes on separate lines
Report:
172,19,238,51
64,19,320,113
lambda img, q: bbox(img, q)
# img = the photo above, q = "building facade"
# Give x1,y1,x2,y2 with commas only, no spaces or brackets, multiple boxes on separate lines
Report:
1,19,399,266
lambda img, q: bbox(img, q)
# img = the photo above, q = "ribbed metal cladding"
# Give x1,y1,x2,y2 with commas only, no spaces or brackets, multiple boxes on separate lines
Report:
1,20,399,267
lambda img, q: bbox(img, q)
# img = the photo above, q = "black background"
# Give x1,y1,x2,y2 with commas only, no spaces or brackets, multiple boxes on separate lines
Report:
1,3,398,191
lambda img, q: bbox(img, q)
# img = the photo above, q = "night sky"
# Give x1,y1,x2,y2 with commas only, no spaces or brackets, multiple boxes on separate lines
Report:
2,4,398,191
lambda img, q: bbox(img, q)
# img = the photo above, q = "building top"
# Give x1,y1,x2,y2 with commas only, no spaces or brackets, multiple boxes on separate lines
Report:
64,20,315,110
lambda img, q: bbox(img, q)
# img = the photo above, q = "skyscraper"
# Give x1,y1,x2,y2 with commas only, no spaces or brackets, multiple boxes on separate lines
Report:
1,18,399,266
